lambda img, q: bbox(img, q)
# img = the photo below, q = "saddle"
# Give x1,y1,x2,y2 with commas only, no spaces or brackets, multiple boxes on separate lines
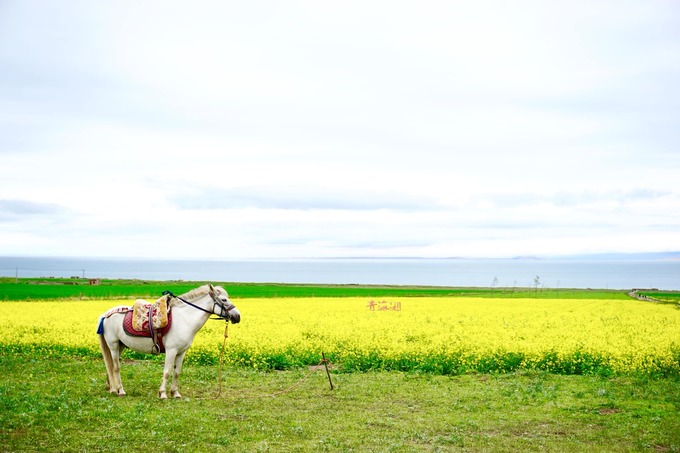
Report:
132,295,169,331
122,295,172,354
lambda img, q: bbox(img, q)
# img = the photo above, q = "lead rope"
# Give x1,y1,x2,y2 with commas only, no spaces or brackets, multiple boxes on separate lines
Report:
204,324,335,400
193,323,229,401
215,322,229,398
264,357,333,397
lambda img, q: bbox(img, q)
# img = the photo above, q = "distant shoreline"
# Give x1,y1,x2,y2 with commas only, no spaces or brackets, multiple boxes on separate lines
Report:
1,251,680,261
1,256,679,290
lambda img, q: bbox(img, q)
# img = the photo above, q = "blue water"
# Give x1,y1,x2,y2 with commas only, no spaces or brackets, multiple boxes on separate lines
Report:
1,256,679,290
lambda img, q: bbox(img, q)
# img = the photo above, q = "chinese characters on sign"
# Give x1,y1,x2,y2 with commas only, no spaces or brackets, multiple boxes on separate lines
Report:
367,299,401,311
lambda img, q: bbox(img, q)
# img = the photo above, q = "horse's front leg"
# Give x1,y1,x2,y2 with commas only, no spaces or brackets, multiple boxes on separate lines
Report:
170,350,188,399
159,349,177,399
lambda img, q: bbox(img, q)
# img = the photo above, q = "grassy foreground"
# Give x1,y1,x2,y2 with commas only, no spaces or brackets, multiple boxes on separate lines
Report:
2,280,679,451
1,351,679,452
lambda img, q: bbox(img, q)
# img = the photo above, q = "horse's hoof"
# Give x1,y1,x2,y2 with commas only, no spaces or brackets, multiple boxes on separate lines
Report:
172,392,182,399
159,392,168,399
117,391,126,397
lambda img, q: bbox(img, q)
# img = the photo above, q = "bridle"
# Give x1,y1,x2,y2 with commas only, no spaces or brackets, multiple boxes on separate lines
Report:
162,290,236,321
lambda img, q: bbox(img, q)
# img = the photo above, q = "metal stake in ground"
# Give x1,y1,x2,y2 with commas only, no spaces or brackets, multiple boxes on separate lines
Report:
322,351,334,390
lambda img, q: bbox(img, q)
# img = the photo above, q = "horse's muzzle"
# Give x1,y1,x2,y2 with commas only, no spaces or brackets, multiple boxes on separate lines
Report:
229,310,241,324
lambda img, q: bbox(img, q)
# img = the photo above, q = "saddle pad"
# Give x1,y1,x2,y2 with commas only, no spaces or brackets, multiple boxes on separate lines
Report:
123,310,172,338
132,295,169,331
102,306,132,319
97,306,131,335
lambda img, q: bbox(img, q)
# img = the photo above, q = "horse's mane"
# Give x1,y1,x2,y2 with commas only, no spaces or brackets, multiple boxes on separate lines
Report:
180,284,209,301
171,285,224,306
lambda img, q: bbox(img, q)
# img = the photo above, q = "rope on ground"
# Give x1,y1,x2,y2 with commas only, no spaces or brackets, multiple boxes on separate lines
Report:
197,323,335,400
264,358,333,398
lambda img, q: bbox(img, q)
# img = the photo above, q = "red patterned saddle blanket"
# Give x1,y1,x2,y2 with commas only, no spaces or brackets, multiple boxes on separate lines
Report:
123,309,172,338
123,307,172,354
99,299,172,354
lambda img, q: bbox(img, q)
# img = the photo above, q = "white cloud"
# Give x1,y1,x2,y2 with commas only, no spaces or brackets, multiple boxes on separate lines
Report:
0,1,679,258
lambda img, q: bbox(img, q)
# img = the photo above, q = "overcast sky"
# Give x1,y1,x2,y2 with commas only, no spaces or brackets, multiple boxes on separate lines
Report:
1,1,679,259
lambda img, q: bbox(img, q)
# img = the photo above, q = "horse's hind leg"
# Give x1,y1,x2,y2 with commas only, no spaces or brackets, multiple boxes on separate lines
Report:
98,334,114,392
108,341,127,396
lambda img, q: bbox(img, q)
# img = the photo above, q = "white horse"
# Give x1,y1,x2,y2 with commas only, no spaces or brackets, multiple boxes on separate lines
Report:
97,284,240,399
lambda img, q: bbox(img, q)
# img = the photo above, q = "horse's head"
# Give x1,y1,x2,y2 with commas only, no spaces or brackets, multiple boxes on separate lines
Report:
209,284,241,324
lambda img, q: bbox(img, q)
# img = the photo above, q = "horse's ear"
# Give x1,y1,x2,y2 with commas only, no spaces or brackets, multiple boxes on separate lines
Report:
208,283,216,295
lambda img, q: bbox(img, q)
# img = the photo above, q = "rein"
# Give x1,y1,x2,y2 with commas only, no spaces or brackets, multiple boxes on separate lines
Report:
162,290,232,321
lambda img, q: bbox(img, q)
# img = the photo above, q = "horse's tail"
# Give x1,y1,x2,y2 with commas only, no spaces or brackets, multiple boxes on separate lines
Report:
98,319,115,391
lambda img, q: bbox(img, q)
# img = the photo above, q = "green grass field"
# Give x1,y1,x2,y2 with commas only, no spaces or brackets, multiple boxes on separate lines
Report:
638,291,680,304
0,277,633,300
1,351,679,452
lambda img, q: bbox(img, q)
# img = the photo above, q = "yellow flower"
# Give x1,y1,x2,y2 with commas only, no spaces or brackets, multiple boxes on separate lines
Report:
1,297,679,375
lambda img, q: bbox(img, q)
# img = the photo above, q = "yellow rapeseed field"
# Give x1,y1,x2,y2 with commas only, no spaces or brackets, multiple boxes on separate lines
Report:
1,297,679,375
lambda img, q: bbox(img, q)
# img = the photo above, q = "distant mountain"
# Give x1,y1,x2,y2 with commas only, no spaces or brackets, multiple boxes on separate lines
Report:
553,251,680,261
294,253,680,261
